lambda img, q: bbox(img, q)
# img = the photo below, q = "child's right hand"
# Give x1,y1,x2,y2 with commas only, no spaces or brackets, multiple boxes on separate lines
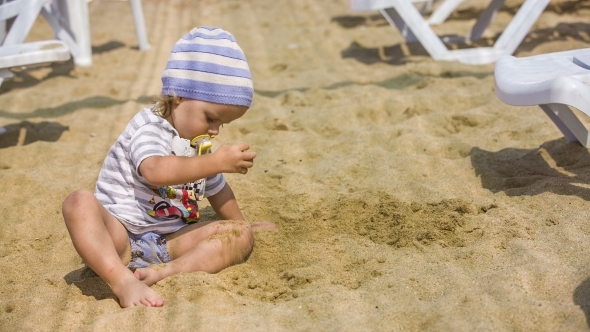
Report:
213,142,256,174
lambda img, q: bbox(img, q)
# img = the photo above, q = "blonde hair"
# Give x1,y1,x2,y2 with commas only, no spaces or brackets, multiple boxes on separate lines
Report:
152,94,180,118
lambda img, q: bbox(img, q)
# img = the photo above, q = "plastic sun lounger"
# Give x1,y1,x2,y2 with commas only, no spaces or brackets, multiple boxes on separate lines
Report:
426,0,465,25
494,48,590,147
350,0,550,65
1,0,150,67
50,0,151,58
407,0,466,25
0,0,71,87
47,0,151,65
0,41,70,73
0,0,89,66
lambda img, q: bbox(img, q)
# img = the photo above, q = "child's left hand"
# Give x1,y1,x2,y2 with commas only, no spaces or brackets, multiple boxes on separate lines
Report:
213,142,256,174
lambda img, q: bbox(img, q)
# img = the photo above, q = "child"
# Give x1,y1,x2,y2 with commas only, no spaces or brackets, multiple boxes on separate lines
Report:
62,27,273,308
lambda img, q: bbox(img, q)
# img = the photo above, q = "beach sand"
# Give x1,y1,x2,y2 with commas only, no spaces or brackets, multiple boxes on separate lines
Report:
1,0,590,330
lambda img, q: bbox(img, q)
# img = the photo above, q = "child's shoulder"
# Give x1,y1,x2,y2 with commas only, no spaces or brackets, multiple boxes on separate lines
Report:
130,107,166,126
137,106,159,119
121,107,168,135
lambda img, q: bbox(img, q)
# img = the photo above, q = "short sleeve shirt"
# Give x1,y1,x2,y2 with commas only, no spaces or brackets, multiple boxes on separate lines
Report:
95,108,226,234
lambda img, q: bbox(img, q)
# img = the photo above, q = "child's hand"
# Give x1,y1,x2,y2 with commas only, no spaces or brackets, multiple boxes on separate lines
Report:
214,143,256,174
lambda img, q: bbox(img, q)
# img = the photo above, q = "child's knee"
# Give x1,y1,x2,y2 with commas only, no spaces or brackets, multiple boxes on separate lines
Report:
222,222,254,256
238,224,255,255
62,189,94,217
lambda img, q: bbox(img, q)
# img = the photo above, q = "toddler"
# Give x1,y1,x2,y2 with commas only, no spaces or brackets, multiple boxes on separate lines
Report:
62,27,273,308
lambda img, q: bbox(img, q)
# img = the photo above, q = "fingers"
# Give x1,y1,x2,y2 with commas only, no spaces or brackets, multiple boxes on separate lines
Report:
235,143,256,161
216,142,257,174
222,143,256,159
235,142,250,152
241,157,254,167
232,143,256,172
242,151,256,161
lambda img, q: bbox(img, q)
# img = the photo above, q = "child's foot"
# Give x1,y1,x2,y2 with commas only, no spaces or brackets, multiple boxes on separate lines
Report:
112,275,164,307
252,222,276,230
134,267,165,286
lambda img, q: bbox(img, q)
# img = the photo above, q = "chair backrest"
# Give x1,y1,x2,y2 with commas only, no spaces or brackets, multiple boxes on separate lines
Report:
0,0,70,90
0,0,26,21
1,0,48,46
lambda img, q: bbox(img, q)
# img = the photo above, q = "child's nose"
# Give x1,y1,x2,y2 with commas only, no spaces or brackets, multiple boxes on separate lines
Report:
208,125,220,136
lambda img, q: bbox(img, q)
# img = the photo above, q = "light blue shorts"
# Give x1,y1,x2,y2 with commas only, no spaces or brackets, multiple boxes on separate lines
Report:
127,231,171,269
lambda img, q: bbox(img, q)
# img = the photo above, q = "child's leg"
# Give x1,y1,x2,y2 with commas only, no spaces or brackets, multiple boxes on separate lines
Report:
134,220,260,286
62,189,164,307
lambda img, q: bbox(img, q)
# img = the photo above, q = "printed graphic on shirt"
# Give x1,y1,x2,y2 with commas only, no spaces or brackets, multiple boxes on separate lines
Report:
148,186,200,223
147,134,212,224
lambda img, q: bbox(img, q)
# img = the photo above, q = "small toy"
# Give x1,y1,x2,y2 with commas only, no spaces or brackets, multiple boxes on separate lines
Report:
171,134,212,158
190,134,212,156
152,134,214,223
148,187,200,223
189,135,211,201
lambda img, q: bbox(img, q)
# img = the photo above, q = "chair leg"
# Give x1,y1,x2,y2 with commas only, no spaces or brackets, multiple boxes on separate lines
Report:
0,68,13,78
2,0,46,46
466,0,505,42
60,0,92,66
39,0,92,66
380,3,449,60
540,103,590,147
380,8,419,43
494,0,551,54
427,0,464,25
130,0,150,51
0,19,6,43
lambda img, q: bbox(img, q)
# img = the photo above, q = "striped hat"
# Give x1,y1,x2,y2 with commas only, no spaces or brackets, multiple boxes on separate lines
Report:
161,27,253,108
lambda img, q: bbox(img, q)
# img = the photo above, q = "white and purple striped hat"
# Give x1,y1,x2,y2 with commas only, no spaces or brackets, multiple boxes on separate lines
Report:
161,27,253,108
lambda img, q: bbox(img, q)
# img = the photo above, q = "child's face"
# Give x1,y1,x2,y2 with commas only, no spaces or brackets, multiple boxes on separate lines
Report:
169,98,247,140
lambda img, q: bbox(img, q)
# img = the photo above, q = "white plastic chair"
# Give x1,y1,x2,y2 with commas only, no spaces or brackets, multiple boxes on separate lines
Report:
494,48,590,147
47,0,150,66
0,0,71,87
426,0,464,25
350,0,550,65
0,0,91,66
129,0,150,51
2,0,150,67
409,0,465,25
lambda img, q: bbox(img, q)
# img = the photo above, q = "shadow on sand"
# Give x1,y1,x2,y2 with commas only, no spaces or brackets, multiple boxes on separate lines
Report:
574,278,590,328
470,138,590,201
64,266,116,302
0,121,69,149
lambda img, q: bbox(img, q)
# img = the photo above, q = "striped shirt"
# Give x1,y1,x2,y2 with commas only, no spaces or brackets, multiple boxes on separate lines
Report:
95,108,226,234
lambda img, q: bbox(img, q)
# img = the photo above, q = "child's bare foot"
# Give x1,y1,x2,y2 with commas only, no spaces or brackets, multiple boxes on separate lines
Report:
252,222,276,230
112,274,164,307
134,267,165,286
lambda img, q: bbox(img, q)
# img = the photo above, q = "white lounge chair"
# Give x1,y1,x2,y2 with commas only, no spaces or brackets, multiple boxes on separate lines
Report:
426,0,465,25
0,0,89,66
350,0,550,65
50,0,151,59
2,0,150,68
0,0,71,87
408,0,466,25
494,48,590,147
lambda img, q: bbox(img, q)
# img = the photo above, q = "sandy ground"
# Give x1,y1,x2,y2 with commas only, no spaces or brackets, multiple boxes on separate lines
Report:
1,0,590,330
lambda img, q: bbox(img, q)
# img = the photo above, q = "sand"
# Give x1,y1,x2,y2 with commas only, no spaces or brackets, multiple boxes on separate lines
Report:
1,0,590,330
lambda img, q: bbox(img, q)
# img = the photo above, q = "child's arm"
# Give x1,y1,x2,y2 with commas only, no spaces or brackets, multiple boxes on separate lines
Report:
139,143,255,186
207,183,245,221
